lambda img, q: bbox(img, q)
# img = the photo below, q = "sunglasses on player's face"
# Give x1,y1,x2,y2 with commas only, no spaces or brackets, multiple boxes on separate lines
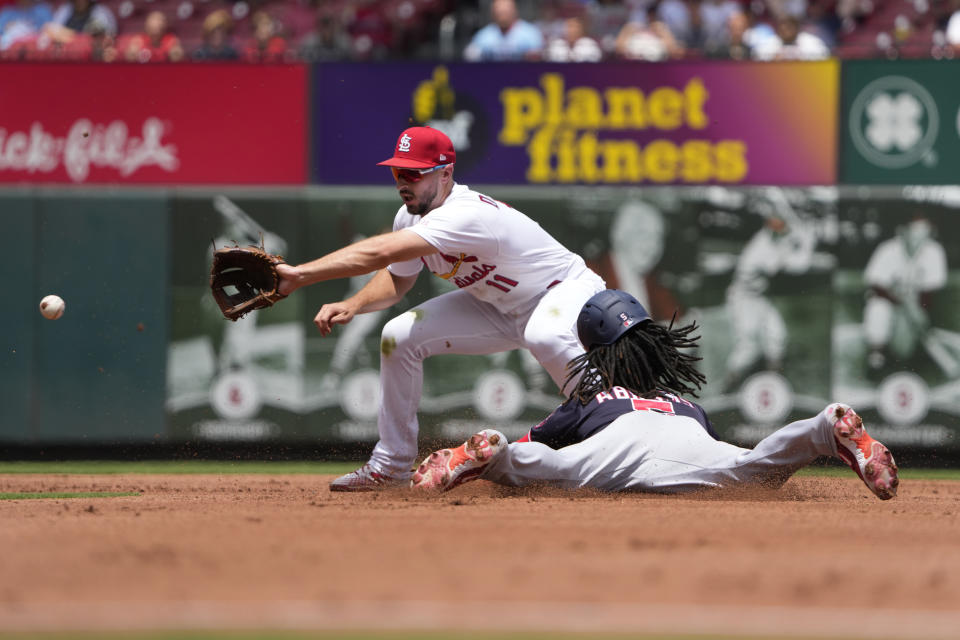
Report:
390,164,449,183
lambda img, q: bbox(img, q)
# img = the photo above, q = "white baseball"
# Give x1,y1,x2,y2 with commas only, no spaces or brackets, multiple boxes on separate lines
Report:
39,294,65,320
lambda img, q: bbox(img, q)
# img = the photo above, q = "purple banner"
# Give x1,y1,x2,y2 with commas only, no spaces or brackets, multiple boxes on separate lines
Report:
313,61,837,186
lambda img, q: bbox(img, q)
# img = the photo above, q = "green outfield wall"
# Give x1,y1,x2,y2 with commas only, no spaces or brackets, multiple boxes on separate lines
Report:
1,191,169,443
3,185,960,452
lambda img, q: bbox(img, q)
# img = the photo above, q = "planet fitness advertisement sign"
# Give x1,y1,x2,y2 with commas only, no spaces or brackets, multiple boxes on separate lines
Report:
313,61,838,185
0,63,308,185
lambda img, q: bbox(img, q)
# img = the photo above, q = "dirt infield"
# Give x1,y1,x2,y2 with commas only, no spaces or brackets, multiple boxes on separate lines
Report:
2,473,959,638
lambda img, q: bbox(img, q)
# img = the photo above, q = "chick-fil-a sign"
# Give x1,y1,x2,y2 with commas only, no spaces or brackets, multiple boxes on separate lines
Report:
0,64,307,184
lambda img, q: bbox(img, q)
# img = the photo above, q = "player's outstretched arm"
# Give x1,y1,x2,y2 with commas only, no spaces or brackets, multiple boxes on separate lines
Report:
314,270,417,336
277,230,435,295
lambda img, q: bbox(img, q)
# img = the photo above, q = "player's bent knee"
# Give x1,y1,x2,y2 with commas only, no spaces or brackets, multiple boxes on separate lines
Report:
380,310,427,358
380,314,413,353
524,327,568,362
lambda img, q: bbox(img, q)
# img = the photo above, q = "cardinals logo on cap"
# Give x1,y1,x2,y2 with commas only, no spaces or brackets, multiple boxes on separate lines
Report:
378,126,456,169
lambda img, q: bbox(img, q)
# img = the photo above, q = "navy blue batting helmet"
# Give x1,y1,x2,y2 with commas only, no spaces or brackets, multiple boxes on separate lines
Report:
577,289,652,349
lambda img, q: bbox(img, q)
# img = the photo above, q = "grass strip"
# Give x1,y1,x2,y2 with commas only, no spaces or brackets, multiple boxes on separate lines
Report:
0,491,140,500
0,461,360,475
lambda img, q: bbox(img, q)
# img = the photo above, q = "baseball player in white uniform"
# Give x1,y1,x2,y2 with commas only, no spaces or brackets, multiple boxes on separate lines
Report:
276,126,605,490
863,215,947,372
723,205,816,388
411,290,899,501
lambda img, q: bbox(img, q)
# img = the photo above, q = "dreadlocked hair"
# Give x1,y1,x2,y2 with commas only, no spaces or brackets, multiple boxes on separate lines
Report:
565,317,706,405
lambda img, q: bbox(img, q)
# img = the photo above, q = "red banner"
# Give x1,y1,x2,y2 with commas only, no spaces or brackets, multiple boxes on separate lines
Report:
0,64,307,184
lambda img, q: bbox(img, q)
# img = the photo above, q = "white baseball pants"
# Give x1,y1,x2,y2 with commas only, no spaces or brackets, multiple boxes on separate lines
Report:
369,275,605,476
481,404,840,493
725,290,787,376
863,296,926,359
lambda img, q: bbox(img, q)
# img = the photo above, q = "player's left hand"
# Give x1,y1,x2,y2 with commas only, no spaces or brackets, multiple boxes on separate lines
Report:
314,301,356,336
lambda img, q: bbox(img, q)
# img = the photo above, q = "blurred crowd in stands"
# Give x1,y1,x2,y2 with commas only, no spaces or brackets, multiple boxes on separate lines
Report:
0,0,958,62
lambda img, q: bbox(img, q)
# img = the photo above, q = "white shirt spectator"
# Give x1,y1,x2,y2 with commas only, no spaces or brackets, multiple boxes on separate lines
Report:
463,0,544,61
753,29,829,60
753,16,830,60
545,35,603,61
744,21,778,51
946,10,960,47
544,16,603,62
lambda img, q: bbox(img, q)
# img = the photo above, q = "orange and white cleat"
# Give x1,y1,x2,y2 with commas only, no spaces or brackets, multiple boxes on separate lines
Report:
829,404,899,500
410,429,507,492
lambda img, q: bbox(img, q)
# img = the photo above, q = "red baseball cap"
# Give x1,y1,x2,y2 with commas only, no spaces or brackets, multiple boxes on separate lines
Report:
377,126,456,169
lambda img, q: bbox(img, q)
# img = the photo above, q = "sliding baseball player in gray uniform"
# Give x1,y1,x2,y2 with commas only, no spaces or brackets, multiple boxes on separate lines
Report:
412,290,899,500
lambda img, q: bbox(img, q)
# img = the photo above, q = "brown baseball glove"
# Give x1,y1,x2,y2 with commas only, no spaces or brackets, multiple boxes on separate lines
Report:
209,244,288,321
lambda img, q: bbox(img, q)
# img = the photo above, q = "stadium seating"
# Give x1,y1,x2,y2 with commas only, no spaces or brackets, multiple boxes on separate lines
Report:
0,0,955,62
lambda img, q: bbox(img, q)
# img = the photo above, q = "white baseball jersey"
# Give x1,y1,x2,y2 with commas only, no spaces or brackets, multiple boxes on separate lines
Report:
387,184,593,314
728,224,815,297
864,237,947,300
